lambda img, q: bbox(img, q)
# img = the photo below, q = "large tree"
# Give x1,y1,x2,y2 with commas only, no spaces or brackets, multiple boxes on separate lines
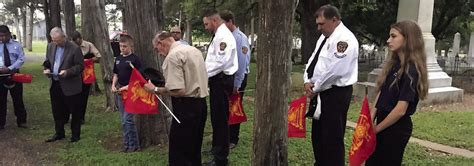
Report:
252,0,296,165
81,0,116,112
122,0,171,147
43,0,61,42
62,0,76,39
295,0,330,64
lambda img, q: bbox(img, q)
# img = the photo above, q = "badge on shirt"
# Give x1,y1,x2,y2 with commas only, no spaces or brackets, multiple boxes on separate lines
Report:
334,41,348,58
242,46,248,55
220,42,227,51
218,42,227,55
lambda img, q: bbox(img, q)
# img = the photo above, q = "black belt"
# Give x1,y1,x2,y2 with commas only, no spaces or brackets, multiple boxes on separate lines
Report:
209,72,233,82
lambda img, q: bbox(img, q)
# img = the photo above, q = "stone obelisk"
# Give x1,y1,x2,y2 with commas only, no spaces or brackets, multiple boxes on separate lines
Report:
363,0,463,104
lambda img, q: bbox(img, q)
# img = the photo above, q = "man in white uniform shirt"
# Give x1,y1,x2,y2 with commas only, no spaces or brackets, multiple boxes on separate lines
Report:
303,5,358,166
202,9,238,166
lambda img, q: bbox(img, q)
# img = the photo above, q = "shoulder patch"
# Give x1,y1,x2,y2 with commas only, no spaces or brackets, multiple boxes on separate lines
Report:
336,41,348,53
242,46,249,55
219,42,227,51
333,41,349,58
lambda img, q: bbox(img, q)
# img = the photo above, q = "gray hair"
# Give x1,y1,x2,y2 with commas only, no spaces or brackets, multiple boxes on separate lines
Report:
50,27,66,37
153,31,173,45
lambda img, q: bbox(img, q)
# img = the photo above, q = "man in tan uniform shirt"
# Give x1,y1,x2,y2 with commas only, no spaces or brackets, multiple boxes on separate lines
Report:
144,31,208,166
71,31,102,124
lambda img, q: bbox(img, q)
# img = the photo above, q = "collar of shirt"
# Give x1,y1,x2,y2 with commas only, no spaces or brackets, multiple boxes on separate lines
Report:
325,22,346,43
122,52,132,57
215,23,231,36
169,42,180,52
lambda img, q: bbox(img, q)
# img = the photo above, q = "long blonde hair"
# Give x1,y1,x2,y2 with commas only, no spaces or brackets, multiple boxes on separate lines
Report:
376,20,429,100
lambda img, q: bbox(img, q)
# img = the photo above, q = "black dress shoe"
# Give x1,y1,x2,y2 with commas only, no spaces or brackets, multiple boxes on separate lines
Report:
70,137,80,143
45,135,65,142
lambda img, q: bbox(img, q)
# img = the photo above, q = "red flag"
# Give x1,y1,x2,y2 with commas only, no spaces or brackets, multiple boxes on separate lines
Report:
82,59,96,84
228,93,247,125
349,96,376,166
288,96,306,138
121,89,128,103
11,73,32,83
124,68,158,114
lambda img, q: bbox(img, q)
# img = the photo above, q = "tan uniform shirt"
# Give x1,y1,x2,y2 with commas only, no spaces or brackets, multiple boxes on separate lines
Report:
80,40,102,58
163,42,209,98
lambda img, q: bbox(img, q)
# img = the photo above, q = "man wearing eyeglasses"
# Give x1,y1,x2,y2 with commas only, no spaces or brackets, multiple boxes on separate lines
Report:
170,26,189,46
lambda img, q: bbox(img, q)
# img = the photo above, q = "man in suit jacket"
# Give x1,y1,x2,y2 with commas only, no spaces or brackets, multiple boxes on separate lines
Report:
43,27,84,143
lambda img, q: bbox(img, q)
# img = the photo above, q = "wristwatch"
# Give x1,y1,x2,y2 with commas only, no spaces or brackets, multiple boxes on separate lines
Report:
154,87,159,93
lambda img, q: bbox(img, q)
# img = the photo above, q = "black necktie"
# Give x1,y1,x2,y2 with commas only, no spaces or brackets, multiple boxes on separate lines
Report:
306,37,328,79
3,43,11,67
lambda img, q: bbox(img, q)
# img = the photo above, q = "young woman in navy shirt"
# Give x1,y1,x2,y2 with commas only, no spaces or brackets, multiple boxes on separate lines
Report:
366,20,429,165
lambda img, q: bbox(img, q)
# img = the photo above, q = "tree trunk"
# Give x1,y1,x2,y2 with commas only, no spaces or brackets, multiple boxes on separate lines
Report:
185,18,192,45
26,5,34,51
43,0,52,42
81,0,116,112
21,8,27,47
14,17,22,44
123,0,171,147
252,0,295,165
50,0,61,28
62,0,76,39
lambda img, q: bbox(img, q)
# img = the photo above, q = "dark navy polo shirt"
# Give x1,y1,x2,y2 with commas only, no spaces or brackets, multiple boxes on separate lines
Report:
375,62,419,115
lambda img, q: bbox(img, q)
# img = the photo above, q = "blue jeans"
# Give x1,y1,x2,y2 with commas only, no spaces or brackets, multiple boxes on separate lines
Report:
115,94,140,150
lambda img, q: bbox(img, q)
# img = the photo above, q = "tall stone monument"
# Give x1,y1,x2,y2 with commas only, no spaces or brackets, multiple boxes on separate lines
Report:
362,0,463,105
452,32,461,57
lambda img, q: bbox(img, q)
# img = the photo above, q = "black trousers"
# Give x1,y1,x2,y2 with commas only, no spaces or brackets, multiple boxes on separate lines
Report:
209,73,233,164
50,81,82,138
366,111,412,166
0,82,27,127
311,85,352,166
229,74,247,144
169,97,207,166
79,83,91,122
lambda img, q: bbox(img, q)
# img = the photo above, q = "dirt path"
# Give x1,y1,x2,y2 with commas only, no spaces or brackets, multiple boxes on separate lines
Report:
0,122,46,165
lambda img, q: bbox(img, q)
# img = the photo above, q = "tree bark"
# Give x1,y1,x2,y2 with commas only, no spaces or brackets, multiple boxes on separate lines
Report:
26,5,34,51
62,0,76,39
81,0,116,112
49,0,61,28
185,18,192,45
252,0,296,165
122,0,171,147
14,16,22,44
43,0,52,42
21,8,27,47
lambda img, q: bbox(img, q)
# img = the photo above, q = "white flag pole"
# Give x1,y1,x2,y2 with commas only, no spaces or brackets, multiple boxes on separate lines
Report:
155,94,181,124
129,62,180,123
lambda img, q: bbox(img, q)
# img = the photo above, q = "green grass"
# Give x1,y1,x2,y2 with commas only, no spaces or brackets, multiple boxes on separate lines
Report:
346,93,474,152
24,40,47,55
412,111,474,151
9,62,474,165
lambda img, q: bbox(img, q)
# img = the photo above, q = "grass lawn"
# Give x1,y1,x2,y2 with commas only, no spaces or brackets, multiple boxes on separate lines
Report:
23,40,47,56
9,61,474,165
